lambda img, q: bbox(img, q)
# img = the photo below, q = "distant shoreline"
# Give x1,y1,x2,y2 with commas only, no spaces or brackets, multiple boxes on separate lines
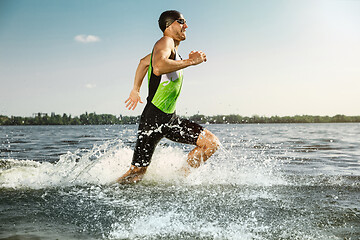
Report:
1,112,360,125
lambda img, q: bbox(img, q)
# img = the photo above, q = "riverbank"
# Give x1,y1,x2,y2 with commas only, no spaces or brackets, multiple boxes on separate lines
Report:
1,112,360,125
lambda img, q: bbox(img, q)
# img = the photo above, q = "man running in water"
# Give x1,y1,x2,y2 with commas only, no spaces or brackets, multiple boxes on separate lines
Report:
117,10,219,183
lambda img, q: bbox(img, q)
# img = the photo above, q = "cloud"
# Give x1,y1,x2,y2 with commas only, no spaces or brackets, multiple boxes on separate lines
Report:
74,35,101,43
85,83,96,89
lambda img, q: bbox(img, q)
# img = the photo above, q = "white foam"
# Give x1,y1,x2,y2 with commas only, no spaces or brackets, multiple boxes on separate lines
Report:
0,139,286,189
108,210,258,240
0,139,131,189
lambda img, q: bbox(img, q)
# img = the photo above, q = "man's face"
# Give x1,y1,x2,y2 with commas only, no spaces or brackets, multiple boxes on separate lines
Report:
170,15,188,41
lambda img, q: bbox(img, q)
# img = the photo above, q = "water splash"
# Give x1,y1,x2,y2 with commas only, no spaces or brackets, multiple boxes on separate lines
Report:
0,138,286,189
108,209,258,240
0,139,129,189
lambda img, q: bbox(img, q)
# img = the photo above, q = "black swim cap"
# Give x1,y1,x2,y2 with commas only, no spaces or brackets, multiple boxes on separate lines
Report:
158,10,182,32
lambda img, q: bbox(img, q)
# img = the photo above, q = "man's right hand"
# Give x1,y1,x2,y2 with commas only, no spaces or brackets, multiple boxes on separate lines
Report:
189,51,207,65
125,89,143,110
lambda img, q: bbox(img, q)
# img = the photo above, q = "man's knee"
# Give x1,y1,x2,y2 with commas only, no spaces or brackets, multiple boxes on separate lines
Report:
197,129,220,152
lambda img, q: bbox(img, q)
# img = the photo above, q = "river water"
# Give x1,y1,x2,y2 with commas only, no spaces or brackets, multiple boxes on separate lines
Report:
0,123,359,239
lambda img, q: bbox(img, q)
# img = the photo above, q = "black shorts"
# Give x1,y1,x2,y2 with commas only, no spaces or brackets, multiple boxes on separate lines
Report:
132,103,204,167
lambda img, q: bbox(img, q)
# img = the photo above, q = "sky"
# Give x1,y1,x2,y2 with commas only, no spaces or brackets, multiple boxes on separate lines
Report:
1,0,359,117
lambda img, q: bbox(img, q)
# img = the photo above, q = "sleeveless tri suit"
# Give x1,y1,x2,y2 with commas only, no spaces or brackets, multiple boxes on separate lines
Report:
131,50,204,167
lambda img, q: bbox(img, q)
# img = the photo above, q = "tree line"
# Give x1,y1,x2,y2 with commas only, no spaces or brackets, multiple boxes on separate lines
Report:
1,112,360,126
0,112,139,126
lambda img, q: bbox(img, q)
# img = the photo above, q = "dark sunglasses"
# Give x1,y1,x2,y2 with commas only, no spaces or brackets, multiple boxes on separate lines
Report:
176,19,186,25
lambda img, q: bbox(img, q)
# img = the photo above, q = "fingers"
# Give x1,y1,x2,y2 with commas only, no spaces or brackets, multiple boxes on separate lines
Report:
132,101,138,110
189,50,207,65
127,101,135,110
125,97,143,110
190,50,205,56
198,51,207,62
202,52,207,62
125,99,133,109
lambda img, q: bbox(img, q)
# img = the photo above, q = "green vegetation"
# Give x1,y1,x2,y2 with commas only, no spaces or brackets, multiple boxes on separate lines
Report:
0,112,139,126
1,112,360,126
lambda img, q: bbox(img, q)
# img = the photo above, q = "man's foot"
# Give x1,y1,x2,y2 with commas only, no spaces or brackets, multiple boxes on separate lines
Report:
178,164,191,177
117,165,147,184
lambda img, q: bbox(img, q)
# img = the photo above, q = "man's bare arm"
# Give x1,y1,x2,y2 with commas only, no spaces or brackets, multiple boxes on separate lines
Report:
125,54,151,110
152,36,207,76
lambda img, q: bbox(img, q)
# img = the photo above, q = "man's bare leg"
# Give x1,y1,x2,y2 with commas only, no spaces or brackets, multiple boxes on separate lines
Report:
117,165,148,184
182,129,220,175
